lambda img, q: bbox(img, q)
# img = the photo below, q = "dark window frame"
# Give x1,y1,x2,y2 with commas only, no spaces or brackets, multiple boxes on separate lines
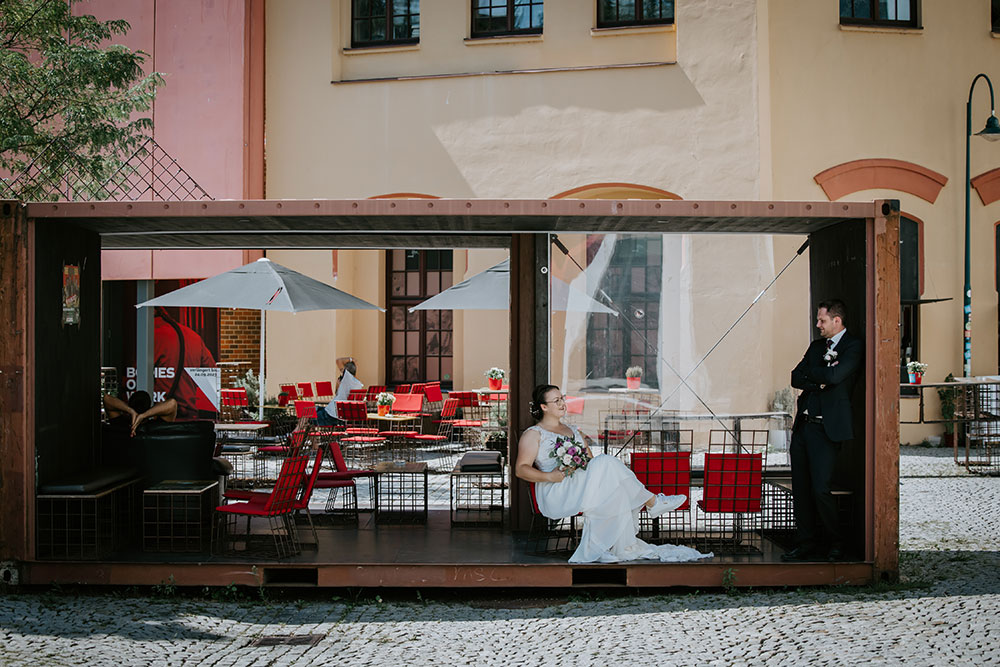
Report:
351,0,420,48
840,0,921,29
597,0,675,29
385,249,454,390
992,0,1000,33
471,0,544,37
900,216,921,396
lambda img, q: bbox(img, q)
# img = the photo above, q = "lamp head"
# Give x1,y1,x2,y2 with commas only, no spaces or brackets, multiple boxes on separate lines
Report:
976,112,1000,142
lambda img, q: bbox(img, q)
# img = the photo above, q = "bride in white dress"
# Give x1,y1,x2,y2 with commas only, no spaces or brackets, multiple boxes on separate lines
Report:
515,384,713,564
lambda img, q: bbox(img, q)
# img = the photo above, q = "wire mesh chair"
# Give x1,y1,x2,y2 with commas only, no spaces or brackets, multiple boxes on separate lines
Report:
694,430,768,554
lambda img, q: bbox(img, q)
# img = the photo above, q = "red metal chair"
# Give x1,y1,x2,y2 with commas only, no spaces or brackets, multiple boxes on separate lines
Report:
297,382,314,399
315,440,375,513
225,445,326,546
294,400,318,420
280,383,299,401
526,481,580,555
423,382,444,413
394,383,411,394
631,448,693,544
336,400,369,428
315,380,334,401
214,453,309,558
347,389,367,403
696,430,768,553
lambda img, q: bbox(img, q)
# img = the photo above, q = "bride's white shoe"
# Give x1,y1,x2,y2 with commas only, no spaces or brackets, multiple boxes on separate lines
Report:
647,493,686,519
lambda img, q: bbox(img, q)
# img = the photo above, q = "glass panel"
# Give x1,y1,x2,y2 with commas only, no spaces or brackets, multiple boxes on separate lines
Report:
406,357,420,381
392,331,404,351
441,271,453,289
426,272,439,294
619,0,636,21
427,331,440,355
391,357,405,381
840,0,852,18
405,250,419,270
441,331,453,355
441,357,453,382
353,19,370,42
441,310,452,329
371,18,386,40
372,0,386,15
549,231,811,458
393,16,408,39
392,249,405,270
406,309,420,329
425,310,439,328
406,272,419,295
855,0,871,19
598,0,616,22
426,362,439,382
391,273,404,296
442,252,453,270
355,0,371,16
391,306,405,329
897,0,910,21
406,331,419,355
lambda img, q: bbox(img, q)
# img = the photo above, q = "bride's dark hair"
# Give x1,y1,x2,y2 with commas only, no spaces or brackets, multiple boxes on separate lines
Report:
529,384,560,420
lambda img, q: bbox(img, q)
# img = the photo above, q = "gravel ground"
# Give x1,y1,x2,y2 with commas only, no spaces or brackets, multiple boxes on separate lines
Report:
1,446,998,666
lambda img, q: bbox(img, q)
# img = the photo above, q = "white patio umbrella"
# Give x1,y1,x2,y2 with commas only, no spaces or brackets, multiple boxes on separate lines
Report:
409,258,617,315
137,257,384,419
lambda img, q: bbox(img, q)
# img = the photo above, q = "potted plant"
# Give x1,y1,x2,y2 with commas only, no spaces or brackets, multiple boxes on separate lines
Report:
937,373,959,448
906,361,928,384
277,391,290,407
485,367,506,391
625,366,643,390
376,391,395,416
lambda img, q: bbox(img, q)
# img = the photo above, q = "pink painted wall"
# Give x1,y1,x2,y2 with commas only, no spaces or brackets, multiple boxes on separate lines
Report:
81,0,252,280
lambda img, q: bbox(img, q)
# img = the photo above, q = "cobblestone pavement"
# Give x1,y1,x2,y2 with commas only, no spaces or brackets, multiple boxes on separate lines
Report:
2,447,998,666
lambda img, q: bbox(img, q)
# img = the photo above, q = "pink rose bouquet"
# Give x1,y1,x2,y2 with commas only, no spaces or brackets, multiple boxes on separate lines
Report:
549,436,592,477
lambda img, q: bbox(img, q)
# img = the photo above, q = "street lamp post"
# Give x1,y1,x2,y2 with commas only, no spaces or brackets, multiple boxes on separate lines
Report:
963,73,1000,378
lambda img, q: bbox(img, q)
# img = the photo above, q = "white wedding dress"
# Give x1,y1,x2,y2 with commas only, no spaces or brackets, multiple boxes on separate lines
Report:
530,424,713,564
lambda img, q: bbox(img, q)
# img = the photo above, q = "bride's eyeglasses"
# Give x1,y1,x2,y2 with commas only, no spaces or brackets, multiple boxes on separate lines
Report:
545,395,567,405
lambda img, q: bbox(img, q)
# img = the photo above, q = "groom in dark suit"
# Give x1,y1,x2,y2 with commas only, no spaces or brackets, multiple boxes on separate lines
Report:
782,299,862,562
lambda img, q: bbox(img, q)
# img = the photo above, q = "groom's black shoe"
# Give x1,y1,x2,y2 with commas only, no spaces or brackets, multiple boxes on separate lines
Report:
780,544,818,562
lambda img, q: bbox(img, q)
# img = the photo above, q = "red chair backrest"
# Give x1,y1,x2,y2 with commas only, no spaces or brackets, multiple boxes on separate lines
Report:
440,398,460,419
280,384,299,400
326,440,360,473
394,384,411,394
288,426,312,454
316,380,334,398
449,391,477,407
528,482,541,514
337,401,368,422
297,382,314,398
701,453,763,513
294,446,325,510
263,454,309,515
392,393,424,413
411,383,427,395
348,389,367,402
423,382,443,403
366,385,387,399
294,400,317,419
631,452,691,510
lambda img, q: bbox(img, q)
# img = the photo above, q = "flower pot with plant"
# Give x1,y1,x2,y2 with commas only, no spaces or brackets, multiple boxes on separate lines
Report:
937,373,959,448
485,367,506,391
376,391,395,416
625,366,643,390
906,361,928,384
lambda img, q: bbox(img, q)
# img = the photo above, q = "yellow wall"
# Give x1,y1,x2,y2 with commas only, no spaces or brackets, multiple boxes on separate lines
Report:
766,1,1000,442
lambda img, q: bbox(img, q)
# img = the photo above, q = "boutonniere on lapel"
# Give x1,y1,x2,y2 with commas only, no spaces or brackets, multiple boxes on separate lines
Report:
823,349,839,366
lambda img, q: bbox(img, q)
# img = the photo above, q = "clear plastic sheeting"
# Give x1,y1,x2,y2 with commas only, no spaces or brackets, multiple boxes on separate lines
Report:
548,232,808,455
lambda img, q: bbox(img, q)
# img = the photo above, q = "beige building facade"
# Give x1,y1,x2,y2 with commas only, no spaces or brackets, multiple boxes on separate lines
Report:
262,1,1000,443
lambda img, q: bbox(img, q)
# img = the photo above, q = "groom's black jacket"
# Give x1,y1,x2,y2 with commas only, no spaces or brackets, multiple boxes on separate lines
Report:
790,331,863,443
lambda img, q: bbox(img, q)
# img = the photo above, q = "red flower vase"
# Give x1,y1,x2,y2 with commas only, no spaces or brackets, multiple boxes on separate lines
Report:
488,377,503,391
378,404,390,416
626,376,640,390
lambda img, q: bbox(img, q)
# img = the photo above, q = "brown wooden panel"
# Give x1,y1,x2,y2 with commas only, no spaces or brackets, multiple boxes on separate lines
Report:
871,201,901,579
0,202,31,561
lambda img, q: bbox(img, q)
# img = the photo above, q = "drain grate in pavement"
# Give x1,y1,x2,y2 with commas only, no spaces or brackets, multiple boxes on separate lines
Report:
248,634,324,647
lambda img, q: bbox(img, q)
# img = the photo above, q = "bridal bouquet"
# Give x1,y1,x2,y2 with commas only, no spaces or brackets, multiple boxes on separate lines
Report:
550,436,592,477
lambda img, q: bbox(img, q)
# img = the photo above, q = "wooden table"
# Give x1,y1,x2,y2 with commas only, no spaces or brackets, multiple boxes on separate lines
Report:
214,422,268,432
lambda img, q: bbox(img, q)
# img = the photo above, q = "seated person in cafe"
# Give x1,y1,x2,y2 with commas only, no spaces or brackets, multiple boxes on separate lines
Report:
319,355,363,425
103,391,177,437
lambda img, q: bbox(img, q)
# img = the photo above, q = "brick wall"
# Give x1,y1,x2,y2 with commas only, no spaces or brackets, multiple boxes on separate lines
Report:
219,309,260,388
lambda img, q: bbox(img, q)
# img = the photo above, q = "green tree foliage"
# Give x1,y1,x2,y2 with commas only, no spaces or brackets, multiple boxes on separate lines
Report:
0,0,162,200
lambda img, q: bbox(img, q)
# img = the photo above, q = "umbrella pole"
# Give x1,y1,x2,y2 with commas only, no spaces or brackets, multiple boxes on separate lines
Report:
259,310,265,421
